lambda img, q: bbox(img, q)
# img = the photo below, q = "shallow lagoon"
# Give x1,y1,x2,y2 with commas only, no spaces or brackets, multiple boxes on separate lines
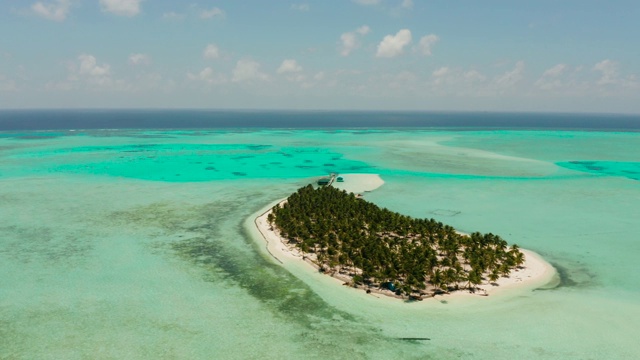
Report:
1,129,639,359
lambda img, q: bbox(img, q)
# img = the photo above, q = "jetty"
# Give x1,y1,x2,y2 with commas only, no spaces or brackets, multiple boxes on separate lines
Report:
317,173,337,186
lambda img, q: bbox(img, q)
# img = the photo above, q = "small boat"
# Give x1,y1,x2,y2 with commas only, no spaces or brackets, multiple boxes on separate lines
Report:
336,176,344,182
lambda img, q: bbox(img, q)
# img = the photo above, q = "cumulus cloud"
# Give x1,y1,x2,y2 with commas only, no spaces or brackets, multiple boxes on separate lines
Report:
542,64,567,77
128,53,150,65
31,0,70,21
593,59,618,85
592,59,639,91
356,25,371,35
340,33,357,56
401,0,413,9
187,67,217,84
376,29,412,58
69,54,113,87
427,66,490,96
162,12,185,21
340,25,370,56
290,3,310,11
277,59,303,74
353,0,380,5
78,54,111,77
203,44,220,59
99,0,142,17
534,64,568,91
232,59,269,82
416,34,439,56
432,67,450,78
494,61,525,88
432,67,486,84
464,70,487,82
200,7,225,19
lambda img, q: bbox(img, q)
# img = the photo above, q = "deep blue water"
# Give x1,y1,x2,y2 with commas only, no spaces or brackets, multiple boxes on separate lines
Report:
0,110,639,131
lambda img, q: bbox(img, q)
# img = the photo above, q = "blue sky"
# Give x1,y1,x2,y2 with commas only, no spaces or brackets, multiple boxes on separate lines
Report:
1,0,639,113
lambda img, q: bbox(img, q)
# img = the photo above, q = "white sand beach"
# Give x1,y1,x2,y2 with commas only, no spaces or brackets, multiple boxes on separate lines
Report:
331,173,385,193
253,173,557,301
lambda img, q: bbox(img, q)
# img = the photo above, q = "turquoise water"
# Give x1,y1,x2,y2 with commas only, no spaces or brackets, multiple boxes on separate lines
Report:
1,129,639,359
557,161,640,181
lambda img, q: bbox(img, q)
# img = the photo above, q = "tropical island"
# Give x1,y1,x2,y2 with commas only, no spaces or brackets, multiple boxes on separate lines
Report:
260,179,538,300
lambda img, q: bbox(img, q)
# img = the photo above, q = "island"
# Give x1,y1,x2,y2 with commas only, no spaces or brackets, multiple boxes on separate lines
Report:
253,174,556,300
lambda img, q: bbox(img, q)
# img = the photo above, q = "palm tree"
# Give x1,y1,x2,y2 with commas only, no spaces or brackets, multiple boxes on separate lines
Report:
488,269,500,285
269,184,524,298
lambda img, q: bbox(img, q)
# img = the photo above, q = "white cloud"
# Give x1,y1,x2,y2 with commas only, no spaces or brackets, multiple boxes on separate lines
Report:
533,61,640,95
232,59,269,82
200,7,225,19
66,54,113,87
356,25,371,35
542,64,567,77
426,66,491,96
401,0,413,9
416,34,439,56
593,59,618,85
353,0,380,5
78,54,110,77
340,33,357,57
31,0,70,22
189,67,213,80
494,61,525,88
340,25,370,56
187,67,218,84
464,70,487,82
376,29,412,58
128,53,150,65
99,0,142,17
290,3,310,12
592,59,638,90
432,67,450,77
203,44,220,59
277,59,303,74
534,64,568,91
162,12,185,20
432,67,486,83
162,6,224,21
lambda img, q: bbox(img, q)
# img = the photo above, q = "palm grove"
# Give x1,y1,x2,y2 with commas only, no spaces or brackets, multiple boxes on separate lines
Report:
268,185,525,298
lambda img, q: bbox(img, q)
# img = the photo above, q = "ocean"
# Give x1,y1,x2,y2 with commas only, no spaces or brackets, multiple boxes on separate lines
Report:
1,111,639,359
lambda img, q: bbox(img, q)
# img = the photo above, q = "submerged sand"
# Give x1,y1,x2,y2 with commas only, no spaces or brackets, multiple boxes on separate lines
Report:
253,173,557,301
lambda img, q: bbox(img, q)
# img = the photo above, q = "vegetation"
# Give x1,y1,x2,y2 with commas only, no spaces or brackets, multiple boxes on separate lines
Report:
268,185,525,298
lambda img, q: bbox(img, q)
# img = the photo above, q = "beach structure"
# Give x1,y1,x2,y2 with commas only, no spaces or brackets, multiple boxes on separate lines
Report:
317,177,331,186
317,173,337,186
336,176,344,182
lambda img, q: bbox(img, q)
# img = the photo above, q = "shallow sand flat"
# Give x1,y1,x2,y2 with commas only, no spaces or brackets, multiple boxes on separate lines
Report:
252,174,557,302
331,173,385,193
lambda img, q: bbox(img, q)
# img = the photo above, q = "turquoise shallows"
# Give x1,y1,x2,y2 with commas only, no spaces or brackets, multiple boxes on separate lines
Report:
557,161,640,181
1,129,639,359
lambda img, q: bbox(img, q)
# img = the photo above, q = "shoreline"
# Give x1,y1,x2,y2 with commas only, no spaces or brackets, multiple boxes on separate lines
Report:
252,173,557,301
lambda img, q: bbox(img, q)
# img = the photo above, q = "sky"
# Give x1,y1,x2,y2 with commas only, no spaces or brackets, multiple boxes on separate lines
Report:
0,0,639,113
